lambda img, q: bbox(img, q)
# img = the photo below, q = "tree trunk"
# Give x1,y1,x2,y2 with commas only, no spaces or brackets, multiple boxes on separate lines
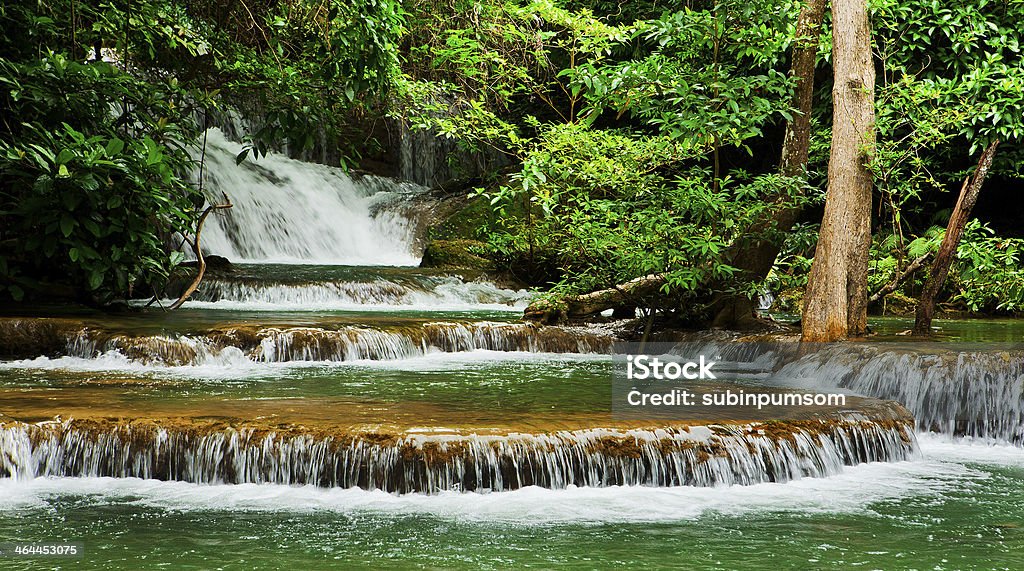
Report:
913,140,1000,335
801,0,876,342
709,0,826,328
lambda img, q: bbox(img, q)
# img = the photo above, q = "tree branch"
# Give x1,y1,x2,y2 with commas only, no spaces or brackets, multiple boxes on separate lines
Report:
168,198,233,310
868,251,931,303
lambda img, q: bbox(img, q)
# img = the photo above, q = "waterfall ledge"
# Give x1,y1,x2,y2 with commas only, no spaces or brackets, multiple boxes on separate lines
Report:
0,401,917,494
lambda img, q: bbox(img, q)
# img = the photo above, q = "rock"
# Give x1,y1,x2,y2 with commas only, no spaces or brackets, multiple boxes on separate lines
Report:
204,255,233,270
0,317,75,358
181,255,232,271
420,239,495,271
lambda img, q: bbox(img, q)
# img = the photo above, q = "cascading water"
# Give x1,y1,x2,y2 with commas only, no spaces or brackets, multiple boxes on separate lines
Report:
187,274,529,311
767,344,1024,442
0,418,917,494
0,320,615,367
197,128,425,265
0,122,948,514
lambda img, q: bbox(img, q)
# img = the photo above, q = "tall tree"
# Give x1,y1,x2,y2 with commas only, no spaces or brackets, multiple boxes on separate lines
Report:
801,0,876,342
710,0,826,328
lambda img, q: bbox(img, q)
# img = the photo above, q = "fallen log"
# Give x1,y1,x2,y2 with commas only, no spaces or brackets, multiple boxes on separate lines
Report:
524,274,666,324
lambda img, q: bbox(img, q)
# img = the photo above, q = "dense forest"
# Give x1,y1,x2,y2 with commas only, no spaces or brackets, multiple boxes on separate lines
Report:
1,0,1022,340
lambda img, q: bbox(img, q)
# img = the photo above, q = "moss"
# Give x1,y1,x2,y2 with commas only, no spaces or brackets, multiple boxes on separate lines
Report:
420,239,496,271
428,194,497,241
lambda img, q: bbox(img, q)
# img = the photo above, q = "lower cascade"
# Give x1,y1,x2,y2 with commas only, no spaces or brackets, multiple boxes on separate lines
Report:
0,417,918,494
769,345,1024,442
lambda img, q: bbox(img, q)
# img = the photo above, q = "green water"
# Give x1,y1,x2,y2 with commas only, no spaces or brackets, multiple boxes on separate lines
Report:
766,313,1024,342
1,442,1022,570
3,262,1024,569
869,316,1024,342
0,355,611,417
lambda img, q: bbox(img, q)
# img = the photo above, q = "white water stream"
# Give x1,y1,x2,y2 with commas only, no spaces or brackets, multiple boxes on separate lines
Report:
198,128,424,265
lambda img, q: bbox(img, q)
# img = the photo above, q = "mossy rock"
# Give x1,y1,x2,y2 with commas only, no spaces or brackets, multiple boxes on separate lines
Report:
420,239,495,271
428,195,496,241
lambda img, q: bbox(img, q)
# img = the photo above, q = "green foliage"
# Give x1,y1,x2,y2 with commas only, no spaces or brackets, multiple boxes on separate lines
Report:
0,44,200,302
400,0,805,312
872,0,1024,167
397,0,628,161
951,221,1024,312
866,222,1023,315
478,123,804,309
216,0,406,164
764,222,819,295
865,0,1024,311
573,0,796,151
0,0,406,302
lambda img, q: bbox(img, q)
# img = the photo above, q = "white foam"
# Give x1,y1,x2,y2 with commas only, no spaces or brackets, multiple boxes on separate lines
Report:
0,457,976,524
917,432,1024,466
169,276,532,312
176,299,526,313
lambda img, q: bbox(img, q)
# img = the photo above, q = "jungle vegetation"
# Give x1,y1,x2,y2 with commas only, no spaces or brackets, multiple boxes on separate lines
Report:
0,0,1022,336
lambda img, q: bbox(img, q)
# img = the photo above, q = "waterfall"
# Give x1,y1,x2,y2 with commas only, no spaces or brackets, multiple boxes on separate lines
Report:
4,322,614,367
769,345,1024,442
633,340,1024,443
197,128,425,265
187,275,529,311
0,418,917,493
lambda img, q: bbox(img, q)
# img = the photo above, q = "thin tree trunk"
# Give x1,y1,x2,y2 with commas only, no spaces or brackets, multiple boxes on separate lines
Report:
801,0,876,342
709,0,826,328
168,201,233,310
913,140,1000,335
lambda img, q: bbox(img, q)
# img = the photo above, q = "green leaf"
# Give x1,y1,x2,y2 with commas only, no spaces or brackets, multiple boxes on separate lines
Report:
83,219,102,237
59,214,75,237
8,285,24,301
105,138,125,156
62,191,81,211
87,270,103,290
56,149,75,165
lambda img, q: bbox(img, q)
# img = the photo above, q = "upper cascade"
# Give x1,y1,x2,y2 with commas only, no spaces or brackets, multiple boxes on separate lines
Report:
186,273,529,312
197,128,426,266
